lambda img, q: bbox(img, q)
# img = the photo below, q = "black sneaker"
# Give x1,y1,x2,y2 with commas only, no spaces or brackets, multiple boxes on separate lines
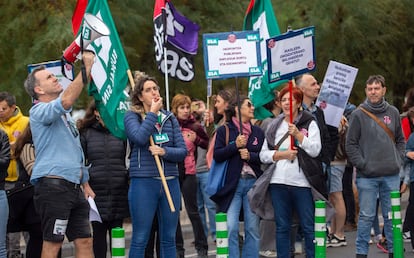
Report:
327,234,347,247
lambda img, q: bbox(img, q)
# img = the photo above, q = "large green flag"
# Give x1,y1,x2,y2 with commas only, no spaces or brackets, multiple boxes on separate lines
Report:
243,0,286,120
73,0,129,139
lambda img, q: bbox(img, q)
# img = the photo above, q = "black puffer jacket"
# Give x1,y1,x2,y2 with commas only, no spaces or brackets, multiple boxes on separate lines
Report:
0,129,10,190
80,122,129,221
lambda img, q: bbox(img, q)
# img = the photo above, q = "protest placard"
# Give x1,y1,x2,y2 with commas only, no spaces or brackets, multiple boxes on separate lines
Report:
266,26,316,83
316,60,358,127
203,30,262,79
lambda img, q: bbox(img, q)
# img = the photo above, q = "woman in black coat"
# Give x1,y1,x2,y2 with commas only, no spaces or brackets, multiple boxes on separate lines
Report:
78,100,129,258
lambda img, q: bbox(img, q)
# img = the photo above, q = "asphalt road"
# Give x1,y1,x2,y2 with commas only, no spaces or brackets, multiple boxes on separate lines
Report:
42,193,414,258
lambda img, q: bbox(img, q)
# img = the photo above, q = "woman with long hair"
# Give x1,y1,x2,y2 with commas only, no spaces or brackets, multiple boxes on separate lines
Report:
124,72,186,258
210,96,265,257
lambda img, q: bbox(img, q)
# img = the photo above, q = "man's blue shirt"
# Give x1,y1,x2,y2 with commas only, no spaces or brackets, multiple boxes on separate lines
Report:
29,97,89,185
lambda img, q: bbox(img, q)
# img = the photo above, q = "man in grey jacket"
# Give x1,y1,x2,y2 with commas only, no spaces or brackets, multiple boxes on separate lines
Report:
346,75,405,258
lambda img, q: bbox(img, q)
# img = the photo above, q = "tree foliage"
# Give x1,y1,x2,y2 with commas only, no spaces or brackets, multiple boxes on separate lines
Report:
1,0,414,114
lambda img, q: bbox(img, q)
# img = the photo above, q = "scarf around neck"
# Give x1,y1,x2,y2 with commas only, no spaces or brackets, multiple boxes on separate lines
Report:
232,116,252,138
362,98,389,113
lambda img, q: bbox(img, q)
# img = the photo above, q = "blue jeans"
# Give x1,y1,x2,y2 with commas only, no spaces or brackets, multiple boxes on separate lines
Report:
355,174,400,255
269,184,315,258
128,177,181,258
196,171,216,240
0,190,8,258
227,177,259,258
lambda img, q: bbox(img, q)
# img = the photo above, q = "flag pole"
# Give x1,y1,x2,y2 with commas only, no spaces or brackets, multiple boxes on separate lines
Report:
289,79,294,150
235,77,243,134
161,7,170,111
129,71,175,212
150,137,176,212
206,79,212,127
163,46,170,111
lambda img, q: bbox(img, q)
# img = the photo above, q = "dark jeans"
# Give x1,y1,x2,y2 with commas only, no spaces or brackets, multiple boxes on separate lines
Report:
404,182,414,248
181,175,208,252
92,219,123,258
342,165,356,224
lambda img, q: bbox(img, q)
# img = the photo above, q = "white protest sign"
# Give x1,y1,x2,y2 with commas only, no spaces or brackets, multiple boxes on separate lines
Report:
316,60,358,127
203,31,262,79
267,26,316,83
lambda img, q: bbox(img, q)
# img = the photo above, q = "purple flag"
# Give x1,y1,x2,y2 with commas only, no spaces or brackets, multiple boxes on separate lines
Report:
165,2,199,55
154,0,200,82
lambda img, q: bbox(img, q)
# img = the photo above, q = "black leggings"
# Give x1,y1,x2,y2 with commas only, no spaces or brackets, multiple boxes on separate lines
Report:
92,219,123,258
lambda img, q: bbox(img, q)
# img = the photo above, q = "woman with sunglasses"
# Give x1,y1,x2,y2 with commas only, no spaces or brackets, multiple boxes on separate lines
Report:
259,86,324,258
210,96,265,257
124,72,187,258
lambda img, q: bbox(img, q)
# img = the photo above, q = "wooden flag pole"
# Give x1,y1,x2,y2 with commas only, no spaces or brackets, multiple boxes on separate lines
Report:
128,70,175,212
149,137,176,212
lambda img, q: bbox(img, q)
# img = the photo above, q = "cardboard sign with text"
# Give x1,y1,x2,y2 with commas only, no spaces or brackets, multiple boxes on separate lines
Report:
316,60,358,127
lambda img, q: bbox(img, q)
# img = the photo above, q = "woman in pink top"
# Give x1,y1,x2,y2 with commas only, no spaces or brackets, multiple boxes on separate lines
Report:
171,94,209,257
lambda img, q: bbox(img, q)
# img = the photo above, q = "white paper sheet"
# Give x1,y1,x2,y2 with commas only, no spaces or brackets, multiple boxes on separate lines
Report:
88,196,102,222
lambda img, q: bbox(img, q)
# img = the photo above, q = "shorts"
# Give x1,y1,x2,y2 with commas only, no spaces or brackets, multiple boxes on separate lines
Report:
33,177,91,242
329,165,345,193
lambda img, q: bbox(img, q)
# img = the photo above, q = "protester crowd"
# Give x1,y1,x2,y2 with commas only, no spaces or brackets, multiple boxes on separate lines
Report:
0,65,414,258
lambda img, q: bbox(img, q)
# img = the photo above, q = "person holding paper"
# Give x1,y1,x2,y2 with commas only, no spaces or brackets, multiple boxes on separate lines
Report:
124,72,186,258
24,51,96,258
346,75,405,258
295,73,338,252
77,100,129,258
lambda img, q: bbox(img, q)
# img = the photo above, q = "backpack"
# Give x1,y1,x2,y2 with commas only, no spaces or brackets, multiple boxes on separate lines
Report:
335,116,348,161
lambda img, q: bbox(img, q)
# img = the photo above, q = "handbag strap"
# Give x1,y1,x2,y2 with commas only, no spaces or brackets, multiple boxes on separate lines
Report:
275,132,290,150
224,123,229,145
359,107,395,143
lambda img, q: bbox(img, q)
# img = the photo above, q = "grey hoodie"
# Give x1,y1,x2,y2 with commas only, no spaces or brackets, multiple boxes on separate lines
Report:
345,98,405,178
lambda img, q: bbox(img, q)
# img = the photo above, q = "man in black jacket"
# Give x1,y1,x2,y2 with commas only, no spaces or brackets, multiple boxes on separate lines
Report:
0,129,11,258
295,73,340,253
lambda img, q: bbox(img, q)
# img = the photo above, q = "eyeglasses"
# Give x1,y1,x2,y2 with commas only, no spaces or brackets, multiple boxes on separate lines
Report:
143,86,160,93
244,101,253,108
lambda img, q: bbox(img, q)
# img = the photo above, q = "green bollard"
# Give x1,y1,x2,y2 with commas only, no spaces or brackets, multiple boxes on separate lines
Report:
216,212,229,258
315,200,326,258
390,191,404,258
112,227,126,258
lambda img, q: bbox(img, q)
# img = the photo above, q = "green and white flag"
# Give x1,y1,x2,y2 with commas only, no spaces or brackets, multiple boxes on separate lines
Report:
243,0,286,120
73,0,129,139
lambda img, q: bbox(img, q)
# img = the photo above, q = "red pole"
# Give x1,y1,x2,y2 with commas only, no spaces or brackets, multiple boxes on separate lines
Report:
289,80,294,149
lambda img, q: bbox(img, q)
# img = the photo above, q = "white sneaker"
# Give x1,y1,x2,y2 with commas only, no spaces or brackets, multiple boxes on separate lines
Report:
403,231,411,242
294,241,303,254
259,250,277,257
